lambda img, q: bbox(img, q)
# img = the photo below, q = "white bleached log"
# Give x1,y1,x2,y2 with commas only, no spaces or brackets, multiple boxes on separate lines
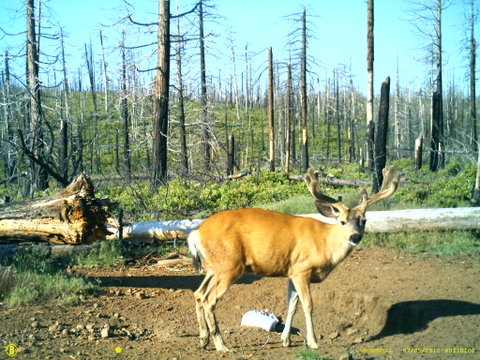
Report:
109,219,205,240
110,207,480,240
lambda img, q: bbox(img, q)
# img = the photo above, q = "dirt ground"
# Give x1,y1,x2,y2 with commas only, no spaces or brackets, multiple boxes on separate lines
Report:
1,247,479,360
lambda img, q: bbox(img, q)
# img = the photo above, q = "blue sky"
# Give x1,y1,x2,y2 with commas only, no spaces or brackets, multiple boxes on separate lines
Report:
0,0,477,94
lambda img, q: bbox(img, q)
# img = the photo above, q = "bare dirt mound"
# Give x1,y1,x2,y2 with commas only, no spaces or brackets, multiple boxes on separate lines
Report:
1,247,479,360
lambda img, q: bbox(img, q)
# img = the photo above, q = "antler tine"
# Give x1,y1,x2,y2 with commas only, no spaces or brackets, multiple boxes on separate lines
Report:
304,167,338,203
366,166,401,206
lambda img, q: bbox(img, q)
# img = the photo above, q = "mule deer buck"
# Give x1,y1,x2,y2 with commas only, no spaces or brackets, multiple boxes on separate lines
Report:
188,166,400,352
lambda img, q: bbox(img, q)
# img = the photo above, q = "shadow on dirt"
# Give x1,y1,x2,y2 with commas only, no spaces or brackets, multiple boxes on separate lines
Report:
91,273,262,291
369,299,480,340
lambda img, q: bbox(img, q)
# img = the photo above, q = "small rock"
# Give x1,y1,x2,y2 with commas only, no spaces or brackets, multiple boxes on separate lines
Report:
354,311,362,318
329,331,340,340
31,321,40,329
125,289,133,296
28,334,35,341
76,324,85,331
48,324,59,332
59,348,67,353
352,336,363,344
93,303,99,309
339,353,352,360
135,292,145,300
86,324,94,333
113,313,120,319
345,327,358,336
88,334,96,341
101,325,111,338
61,329,69,336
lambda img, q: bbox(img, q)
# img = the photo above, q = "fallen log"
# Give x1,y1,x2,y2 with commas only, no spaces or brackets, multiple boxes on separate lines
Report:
0,173,117,244
108,207,480,241
287,173,372,187
108,218,204,241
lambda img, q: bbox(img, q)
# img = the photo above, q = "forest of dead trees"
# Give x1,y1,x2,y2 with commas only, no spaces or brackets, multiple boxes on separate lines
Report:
0,0,479,201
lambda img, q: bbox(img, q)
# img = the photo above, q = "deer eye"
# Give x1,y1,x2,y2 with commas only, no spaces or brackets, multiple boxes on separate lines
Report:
340,220,347,226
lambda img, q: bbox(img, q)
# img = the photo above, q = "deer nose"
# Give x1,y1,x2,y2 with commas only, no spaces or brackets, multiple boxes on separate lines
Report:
349,233,363,244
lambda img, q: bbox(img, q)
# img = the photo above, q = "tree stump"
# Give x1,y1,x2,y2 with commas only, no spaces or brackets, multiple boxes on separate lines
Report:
0,173,117,244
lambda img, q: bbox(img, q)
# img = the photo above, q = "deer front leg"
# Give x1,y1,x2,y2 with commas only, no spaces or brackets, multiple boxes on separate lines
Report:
290,275,318,349
281,280,299,347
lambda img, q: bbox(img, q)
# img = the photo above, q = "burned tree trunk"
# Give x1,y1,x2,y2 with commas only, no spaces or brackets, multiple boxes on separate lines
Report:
0,174,117,244
373,76,390,193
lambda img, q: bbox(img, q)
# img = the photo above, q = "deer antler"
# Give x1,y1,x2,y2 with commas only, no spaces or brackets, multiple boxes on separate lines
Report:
304,168,338,204
363,166,401,207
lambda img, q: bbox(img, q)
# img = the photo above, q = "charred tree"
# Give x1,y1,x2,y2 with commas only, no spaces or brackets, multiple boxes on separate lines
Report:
365,0,375,173
468,0,477,154
151,0,171,191
26,0,48,193
373,77,390,193
120,32,132,183
284,63,293,173
268,47,275,171
300,8,309,171
198,0,211,171
414,133,424,170
59,30,69,181
175,13,189,175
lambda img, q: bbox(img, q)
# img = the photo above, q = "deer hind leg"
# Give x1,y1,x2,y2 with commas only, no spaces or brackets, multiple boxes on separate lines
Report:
194,271,214,349
290,275,318,349
281,279,299,347
201,270,240,352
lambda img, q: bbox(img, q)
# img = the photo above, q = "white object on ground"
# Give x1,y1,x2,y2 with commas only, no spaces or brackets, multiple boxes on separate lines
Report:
240,310,279,332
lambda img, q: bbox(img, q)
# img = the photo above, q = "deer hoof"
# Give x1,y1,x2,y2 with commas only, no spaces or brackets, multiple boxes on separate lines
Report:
282,338,291,347
199,336,209,349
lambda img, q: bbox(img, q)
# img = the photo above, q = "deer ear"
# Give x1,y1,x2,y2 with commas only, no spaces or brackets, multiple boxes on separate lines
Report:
315,200,340,218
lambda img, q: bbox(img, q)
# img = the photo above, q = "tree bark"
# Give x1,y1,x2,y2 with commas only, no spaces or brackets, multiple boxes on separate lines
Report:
0,174,117,244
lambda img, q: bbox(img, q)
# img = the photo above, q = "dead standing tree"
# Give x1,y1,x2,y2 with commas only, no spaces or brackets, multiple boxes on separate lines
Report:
268,47,275,171
26,0,48,193
150,0,171,190
365,0,375,173
410,0,449,171
373,77,391,193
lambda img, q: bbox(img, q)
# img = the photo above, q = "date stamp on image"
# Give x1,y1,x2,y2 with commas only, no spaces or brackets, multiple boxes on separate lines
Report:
362,347,477,355
402,347,477,354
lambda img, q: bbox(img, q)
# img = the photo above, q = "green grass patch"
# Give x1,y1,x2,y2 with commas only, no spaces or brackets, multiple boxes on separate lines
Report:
294,348,328,360
4,271,96,306
1,252,97,306
362,230,480,258
72,241,124,268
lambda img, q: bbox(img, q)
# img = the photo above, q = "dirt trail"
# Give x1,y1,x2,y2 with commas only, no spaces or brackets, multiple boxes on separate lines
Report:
1,247,479,360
